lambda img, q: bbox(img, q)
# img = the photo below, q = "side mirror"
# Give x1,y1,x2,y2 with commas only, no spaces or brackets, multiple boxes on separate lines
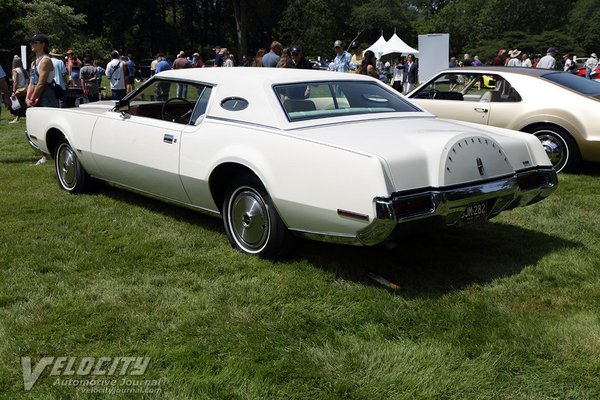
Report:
116,99,130,112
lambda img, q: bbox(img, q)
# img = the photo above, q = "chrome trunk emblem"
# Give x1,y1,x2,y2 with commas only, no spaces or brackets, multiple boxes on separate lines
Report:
476,157,485,176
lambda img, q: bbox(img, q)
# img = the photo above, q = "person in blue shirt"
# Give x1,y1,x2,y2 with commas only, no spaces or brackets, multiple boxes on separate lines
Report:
332,40,352,73
155,54,171,74
262,41,282,68
125,54,136,92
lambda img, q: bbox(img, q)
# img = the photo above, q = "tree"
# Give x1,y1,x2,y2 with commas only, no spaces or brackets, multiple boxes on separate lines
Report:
0,0,26,64
232,0,249,59
277,0,335,57
349,0,418,51
569,0,600,54
19,0,86,52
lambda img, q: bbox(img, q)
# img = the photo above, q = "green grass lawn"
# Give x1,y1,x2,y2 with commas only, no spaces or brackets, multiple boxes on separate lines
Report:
1,109,599,399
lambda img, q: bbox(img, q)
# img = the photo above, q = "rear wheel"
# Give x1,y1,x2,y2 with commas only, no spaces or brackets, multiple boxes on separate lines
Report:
222,174,290,258
525,125,580,173
54,138,90,193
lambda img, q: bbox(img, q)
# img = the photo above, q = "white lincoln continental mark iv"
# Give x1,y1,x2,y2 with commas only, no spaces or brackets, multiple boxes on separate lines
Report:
26,69,558,257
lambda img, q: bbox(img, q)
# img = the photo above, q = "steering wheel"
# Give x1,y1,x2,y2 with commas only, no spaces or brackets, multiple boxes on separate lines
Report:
162,97,192,123
429,89,440,99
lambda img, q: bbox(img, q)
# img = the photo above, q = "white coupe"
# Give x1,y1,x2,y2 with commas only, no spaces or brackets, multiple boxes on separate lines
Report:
26,68,558,257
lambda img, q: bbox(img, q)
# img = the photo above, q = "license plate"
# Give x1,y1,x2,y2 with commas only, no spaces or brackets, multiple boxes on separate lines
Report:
460,201,487,225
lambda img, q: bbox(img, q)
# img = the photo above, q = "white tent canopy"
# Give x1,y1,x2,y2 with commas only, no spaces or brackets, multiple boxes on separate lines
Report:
364,35,387,58
379,33,419,57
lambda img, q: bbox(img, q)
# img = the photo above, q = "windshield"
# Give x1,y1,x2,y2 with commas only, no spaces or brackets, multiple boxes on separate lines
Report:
274,81,420,122
541,72,600,96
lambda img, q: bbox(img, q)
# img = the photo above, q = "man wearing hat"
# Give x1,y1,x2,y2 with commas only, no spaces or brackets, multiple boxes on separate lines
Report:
26,34,58,109
49,48,67,106
26,34,58,165
332,40,352,72
506,49,522,67
585,53,598,79
213,46,223,67
349,41,364,72
285,46,312,69
173,51,191,97
536,47,558,69
192,52,204,68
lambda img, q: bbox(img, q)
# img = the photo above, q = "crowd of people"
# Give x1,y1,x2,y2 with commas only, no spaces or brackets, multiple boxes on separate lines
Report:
452,47,600,79
3,33,600,140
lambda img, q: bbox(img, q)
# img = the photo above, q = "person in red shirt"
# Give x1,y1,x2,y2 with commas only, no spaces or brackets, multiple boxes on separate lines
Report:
173,51,192,97
492,49,507,66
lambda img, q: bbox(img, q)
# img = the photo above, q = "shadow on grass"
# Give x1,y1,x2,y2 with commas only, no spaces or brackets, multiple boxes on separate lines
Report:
90,184,582,297
94,184,225,233
579,161,600,177
291,222,582,297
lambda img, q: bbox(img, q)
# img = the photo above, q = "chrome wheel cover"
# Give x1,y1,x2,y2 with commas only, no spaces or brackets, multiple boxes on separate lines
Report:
535,131,568,172
228,187,270,252
57,144,78,189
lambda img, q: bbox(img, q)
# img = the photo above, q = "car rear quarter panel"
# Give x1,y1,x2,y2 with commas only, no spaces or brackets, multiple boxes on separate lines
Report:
507,74,599,160
179,119,391,236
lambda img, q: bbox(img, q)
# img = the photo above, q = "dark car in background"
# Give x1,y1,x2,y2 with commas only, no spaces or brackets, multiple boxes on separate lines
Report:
136,58,155,81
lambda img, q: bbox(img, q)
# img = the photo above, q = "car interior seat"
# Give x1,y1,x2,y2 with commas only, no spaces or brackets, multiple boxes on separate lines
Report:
283,99,317,112
480,91,501,102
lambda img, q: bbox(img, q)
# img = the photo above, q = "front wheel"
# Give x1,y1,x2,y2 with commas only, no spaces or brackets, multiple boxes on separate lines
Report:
54,138,90,193
526,125,581,173
222,175,290,258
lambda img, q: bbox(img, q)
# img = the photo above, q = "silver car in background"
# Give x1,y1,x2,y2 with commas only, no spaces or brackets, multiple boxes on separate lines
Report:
409,67,600,172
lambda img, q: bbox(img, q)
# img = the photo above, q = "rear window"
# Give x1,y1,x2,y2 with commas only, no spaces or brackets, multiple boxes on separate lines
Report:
274,81,420,122
541,72,600,96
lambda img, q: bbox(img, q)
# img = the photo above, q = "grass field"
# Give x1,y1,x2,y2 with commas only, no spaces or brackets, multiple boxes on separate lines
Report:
1,108,599,399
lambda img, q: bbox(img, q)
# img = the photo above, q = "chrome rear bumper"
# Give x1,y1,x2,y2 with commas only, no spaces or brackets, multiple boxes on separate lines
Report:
357,167,558,246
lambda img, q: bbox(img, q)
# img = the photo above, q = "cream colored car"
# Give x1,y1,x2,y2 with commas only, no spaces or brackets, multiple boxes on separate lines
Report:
409,67,600,172
25,68,557,258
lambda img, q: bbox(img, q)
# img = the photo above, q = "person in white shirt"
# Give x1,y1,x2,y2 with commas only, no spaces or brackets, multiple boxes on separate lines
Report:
105,50,126,100
391,55,404,92
585,53,598,79
506,49,522,67
563,53,574,72
536,48,558,69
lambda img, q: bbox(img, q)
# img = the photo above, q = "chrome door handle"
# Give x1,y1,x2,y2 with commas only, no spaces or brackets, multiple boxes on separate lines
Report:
474,108,489,113
163,134,176,144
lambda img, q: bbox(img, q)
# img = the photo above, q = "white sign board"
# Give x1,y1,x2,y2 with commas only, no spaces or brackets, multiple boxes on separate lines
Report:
417,34,449,83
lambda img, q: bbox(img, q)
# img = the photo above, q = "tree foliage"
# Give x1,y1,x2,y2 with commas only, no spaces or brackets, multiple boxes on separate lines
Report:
1,0,597,70
276,0,335,57
20,0,86,51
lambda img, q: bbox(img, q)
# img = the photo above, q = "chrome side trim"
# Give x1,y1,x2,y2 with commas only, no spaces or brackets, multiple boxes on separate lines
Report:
24,130,43,153
91,177,222,217
288,228,361,245
205,116,279,131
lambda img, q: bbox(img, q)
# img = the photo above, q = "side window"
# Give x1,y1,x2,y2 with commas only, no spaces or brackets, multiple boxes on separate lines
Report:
127,79,207,124
276,81,417,121
412,73,478,101
191,86,212,125
475,75,522,103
